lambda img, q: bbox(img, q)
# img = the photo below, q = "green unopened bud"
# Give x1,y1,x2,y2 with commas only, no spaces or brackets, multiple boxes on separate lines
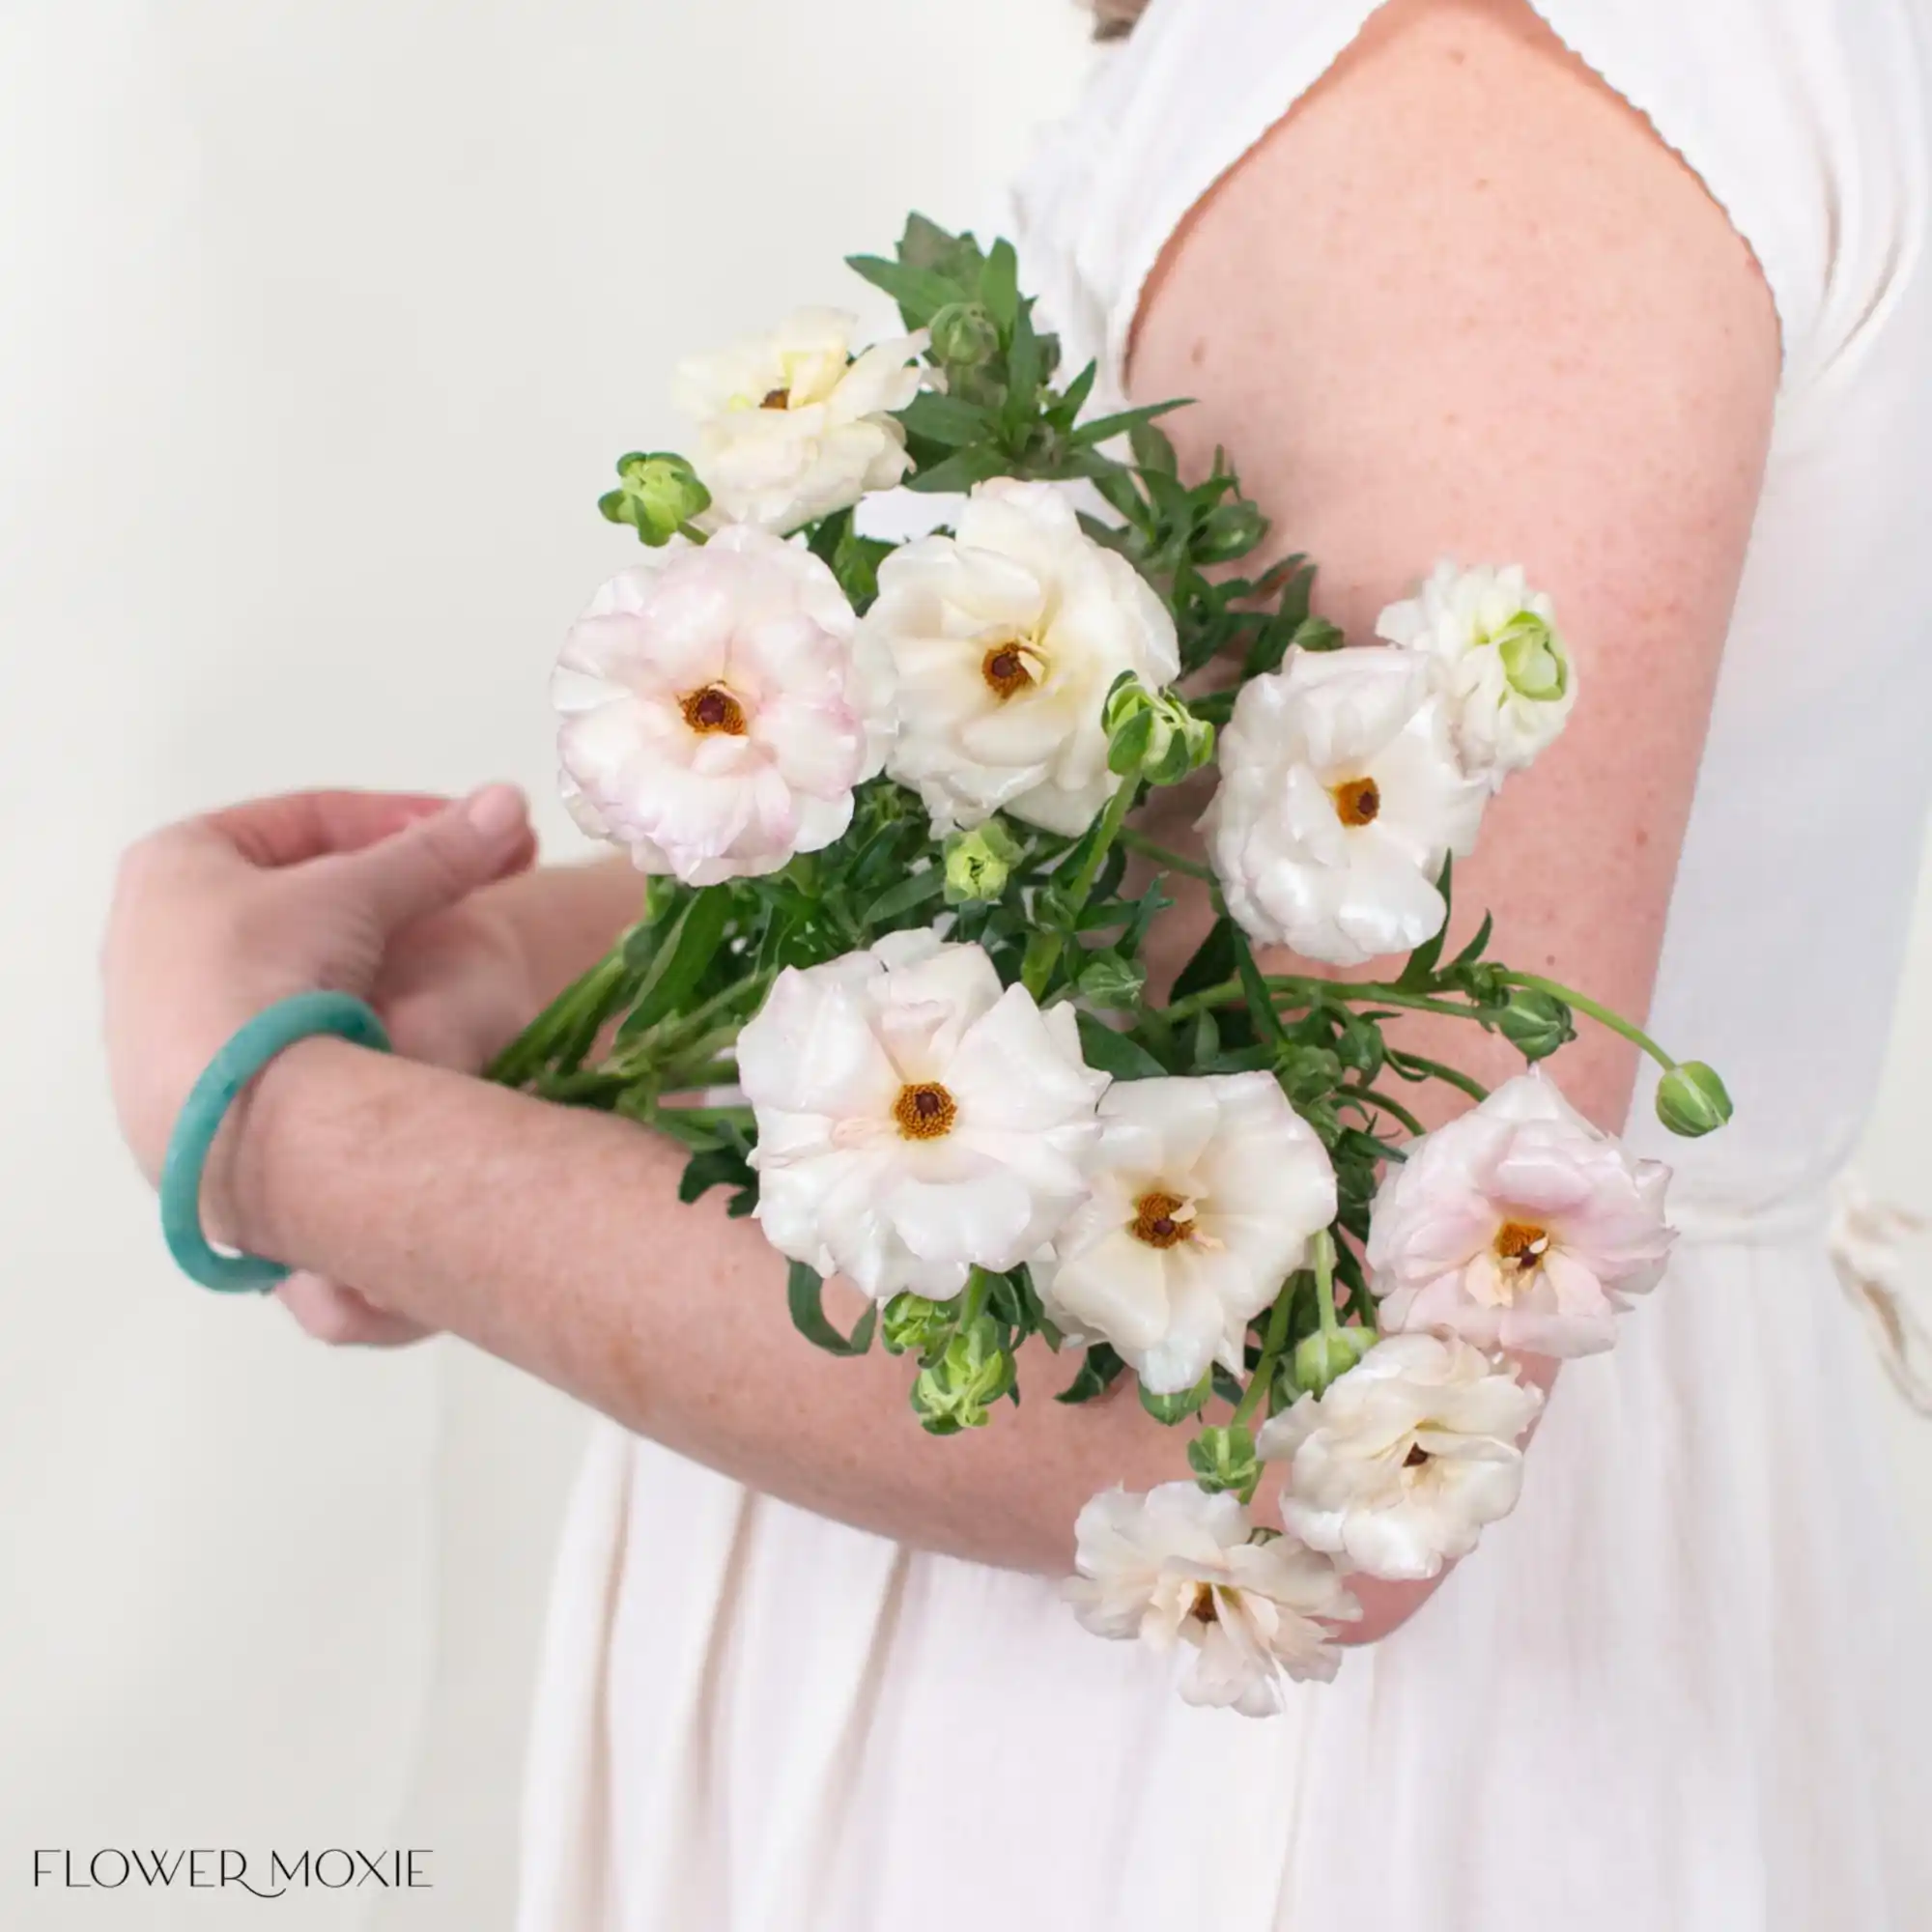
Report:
1656,1061,1733,1138
1498,987,1576,1063
1102,674,1215,785
881,1293,953,1357
1139,1368,1213,1426
928,301,1000,368
1076,950,1145,1009
1493,609,1569,702
943,819,1022,905
1194,499,1267,564
1290,1325,1377,1398
599,450,711,546
910,1316,1013,1435
1186,1424,1260,1495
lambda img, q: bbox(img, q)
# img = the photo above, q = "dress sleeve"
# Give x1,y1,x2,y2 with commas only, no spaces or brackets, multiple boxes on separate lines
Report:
1009,0,1931,408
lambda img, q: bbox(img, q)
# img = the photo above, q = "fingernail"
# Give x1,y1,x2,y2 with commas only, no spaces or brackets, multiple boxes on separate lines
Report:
463,782,528,842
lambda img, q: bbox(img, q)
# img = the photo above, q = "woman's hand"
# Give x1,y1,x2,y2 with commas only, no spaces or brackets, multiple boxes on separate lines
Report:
104,783,540,1344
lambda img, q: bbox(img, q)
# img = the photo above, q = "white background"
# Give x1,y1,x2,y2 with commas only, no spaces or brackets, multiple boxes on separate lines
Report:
0,3,1925,1927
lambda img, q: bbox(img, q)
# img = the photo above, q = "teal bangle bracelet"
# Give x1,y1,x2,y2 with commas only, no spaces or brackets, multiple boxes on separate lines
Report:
158,991,390,1293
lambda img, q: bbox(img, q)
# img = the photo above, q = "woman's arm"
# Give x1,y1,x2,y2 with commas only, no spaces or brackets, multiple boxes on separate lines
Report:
117,0,1778,1609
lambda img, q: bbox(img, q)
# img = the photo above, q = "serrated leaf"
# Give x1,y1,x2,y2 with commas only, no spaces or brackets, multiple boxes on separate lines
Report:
787,1261,878,1357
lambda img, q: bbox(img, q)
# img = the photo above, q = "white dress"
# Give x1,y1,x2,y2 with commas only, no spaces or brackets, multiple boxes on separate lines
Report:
518,5,1932,1926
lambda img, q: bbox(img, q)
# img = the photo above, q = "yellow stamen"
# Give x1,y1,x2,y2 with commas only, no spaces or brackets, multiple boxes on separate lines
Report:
1329,776,1381,827
681,685,748,736
893,1082,957,1141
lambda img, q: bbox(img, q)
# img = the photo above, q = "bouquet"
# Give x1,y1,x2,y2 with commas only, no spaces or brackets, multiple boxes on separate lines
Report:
488,216,1732,1715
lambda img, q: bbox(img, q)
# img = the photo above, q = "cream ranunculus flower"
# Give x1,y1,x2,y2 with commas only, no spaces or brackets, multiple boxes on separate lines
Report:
737,930,1108,1301
1067,1483,1359,1713
1376,560,1577,784
1259,1333,1543,1581
1031,1073,1337,1394
675,306,927,534
1369,1069,1674,1358
552,526,885,886
862,478,1181,837
1201,647,1490,967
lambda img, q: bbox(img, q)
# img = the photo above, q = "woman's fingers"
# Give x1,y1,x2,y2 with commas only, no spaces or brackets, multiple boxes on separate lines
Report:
330,783,534,938
205,788,451,867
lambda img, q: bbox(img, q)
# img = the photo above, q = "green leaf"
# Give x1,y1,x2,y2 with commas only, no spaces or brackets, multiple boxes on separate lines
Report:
1071,398,1188,447
1396,857,1454,989
1007,304,1042,421
1449,911,1494,970
678,1146,757,1208
787,1262,879,1357
1074,1010,1168,1079
1056,1342,1126,1405
845,253,964,327
1171,914,1238,1005
904,444,1009,495
1129,418,1179,474
861,864,944,924
1290,614,1347,654
898,390,995,448
616,888,732,1041
1058,360,1097,422
1140,1370,1212,1426
897,213,986,282
980,239,1020,332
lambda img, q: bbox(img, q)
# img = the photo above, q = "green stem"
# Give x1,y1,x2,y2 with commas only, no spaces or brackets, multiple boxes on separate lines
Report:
1022,775,1140,999
487,948,627,1087
1339,1086,1425,1137
1311,1229,1341,1341
960,1266,994,1329
1117,826,1215,883
1232,1258,1307,1433
1385,1050,1491,1105
1503,971,1678,1071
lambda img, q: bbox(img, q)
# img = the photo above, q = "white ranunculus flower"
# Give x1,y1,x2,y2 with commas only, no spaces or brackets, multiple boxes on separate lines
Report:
1377,560,1576,785
862,478,1180,837
1067,1483,1358,1714
1259,1333,1543,1581
1031,1073,1337,1395
553,527,885,886
1369,1069,1674,1358
675,306,927,534
1201,646,1490,967
738,930,1108,1301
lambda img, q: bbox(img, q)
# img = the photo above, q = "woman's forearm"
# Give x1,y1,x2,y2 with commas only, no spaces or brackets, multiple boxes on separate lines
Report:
227,1038,1180,1573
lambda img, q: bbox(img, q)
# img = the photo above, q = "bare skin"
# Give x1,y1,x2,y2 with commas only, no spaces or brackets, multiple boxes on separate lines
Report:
102,0,1777,1632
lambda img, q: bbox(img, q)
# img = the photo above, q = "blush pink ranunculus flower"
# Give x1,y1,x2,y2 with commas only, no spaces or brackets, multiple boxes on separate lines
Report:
1368,1068,1674,1358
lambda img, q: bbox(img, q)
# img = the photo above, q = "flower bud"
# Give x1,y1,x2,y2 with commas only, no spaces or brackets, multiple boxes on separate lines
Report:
1186,1424,1260,1495
1076,950,1145,1009
1656,1061,1733,1138
1493,608,1570,702
1289,1324,1377,1398
928,301,1000,368
881,1293,953,1358
598,450,711,546
1102,674,1215,785
943,820,1022,905
910,1316,1014,1434
1497,987,1575,1063
1139,1368,1213,1426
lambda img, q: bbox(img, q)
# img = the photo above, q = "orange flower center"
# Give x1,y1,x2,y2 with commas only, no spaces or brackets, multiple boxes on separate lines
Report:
681,685,748,736
1187,1581,1218,1624
760,386,791,410
1492,1220,1549,1271
981,642,1038,700
893,1082,957,1141
1131,1190,1193,1250
1329,776,1381,827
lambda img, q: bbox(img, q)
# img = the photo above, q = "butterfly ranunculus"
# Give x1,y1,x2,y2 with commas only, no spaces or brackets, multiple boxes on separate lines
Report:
1259,1333,1543,1581
1067,1483,1358,1715
1376,560,1576,785
1031,1072,1336,1394
1201,646,1489,967
862,478,1180,837
674,306,927,535
736,930,1107,1301
1368,1069,1674,1357
552,527,889,886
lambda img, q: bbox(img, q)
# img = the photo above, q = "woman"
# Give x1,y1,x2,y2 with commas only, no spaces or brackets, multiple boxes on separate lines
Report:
103,0,1932,1924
